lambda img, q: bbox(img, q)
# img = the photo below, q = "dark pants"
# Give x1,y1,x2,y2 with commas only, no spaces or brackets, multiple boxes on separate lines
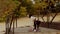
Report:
34,22,40,30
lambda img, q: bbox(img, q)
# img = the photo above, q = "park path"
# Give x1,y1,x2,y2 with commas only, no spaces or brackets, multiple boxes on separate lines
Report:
0,23,5,34
0,16,60,34
13,27,60,34
11,17,60,34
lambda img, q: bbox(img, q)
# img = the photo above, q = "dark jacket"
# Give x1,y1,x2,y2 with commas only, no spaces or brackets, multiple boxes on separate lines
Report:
34,19,41,25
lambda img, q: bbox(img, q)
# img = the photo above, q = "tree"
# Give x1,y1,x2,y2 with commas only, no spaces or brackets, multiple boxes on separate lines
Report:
20,7,27,17
0,0,20,22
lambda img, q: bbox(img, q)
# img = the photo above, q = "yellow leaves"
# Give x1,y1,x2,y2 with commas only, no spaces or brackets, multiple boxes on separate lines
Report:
41,2,48,9
20,7,27,17
0,0,20,18
32,1,48,10
33,4,39,9
26,0,31,3
51,0,57,5
20,7,27,12
32,2,41,9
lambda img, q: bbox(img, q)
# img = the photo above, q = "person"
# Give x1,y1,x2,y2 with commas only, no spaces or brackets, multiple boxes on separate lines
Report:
33,18,41,32
33,18,36,32
36,18,41,31
29,14,32,18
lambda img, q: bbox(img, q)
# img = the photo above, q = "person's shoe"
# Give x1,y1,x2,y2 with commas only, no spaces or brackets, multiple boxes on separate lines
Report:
33,29,36,32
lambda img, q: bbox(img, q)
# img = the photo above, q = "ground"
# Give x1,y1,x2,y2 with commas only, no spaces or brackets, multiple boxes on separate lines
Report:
0,15,60,34
13,26,60,34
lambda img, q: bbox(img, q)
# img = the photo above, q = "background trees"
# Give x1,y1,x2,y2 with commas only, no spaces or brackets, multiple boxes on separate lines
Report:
0,0,60,22
0,0,20,22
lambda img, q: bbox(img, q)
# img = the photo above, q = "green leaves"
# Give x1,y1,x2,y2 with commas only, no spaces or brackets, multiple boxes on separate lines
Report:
0,0,60,22
20,7,27,17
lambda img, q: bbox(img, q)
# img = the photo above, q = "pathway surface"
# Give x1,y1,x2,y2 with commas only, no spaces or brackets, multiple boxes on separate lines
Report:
13,26,60,34
0,16,60,34
0,22,5,34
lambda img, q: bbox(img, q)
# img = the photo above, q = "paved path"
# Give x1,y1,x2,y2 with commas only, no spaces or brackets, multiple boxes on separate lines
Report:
12,17,60,34
0,23,5,34
0,16,60,34
12,26,60,34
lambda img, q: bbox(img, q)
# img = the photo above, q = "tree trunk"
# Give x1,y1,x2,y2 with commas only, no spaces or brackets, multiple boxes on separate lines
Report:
41,15,45,22
13,19,15,34
50,13,58,23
